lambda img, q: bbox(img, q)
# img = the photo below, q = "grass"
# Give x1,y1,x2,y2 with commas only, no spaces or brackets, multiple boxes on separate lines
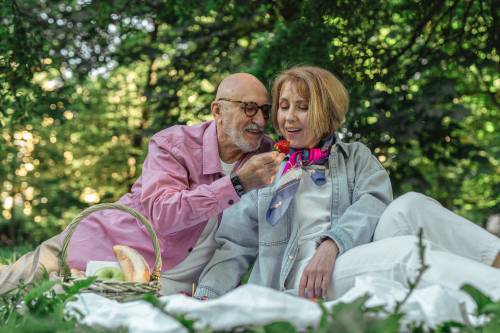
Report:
0,244,34,265
1,233,500,332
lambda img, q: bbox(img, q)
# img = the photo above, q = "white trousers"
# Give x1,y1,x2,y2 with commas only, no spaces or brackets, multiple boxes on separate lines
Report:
374,192,500,265
287,192,500,301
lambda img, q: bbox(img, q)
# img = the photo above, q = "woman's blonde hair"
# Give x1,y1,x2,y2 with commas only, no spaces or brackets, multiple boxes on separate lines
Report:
271,66,349,140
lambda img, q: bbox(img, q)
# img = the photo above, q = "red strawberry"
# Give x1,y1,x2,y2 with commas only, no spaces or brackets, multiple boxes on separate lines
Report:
274,139,290,154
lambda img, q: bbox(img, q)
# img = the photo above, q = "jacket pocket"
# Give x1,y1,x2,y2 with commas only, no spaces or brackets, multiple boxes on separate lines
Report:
257,192,291,246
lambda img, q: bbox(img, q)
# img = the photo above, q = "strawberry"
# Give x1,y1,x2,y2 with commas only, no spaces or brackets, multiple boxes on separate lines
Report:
274,139,290,154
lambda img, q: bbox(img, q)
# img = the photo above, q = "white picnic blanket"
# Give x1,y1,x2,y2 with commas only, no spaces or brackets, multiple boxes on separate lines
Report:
65,276,483,332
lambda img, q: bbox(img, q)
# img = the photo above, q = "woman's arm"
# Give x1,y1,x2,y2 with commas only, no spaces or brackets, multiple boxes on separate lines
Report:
319,142,393,255
194,191,260,299
299,143,392,299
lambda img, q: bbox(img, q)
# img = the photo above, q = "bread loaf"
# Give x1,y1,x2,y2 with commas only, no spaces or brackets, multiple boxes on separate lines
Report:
112,245,151,283
70,268,86,278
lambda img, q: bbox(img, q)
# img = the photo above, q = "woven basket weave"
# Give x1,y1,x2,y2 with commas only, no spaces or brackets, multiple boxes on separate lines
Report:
57,203,162,300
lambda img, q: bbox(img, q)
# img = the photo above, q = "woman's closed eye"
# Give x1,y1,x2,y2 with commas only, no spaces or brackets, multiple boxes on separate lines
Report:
298,103,309,111
279,101,308,111
279,100,290,109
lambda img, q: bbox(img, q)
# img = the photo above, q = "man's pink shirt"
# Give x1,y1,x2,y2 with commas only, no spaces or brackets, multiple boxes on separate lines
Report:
66,121,272,271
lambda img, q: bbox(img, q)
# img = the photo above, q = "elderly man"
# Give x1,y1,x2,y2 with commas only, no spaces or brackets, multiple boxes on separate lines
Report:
0,73,285,295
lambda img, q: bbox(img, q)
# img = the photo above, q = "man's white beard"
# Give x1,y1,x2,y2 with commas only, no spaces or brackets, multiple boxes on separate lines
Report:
223,123,261,153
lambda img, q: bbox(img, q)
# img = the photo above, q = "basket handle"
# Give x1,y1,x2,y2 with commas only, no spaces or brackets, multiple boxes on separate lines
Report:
58,203,162,281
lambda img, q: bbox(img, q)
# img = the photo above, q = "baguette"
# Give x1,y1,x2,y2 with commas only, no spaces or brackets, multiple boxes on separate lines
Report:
112,245,151,283
70,268,86,278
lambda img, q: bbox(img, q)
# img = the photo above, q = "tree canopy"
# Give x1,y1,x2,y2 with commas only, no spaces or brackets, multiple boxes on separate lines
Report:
0,0,498,243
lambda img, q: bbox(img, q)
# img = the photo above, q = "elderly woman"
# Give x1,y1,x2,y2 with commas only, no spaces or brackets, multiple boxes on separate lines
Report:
195,66,500,301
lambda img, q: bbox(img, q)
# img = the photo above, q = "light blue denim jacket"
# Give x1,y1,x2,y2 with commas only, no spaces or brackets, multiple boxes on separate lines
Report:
195,138,393,298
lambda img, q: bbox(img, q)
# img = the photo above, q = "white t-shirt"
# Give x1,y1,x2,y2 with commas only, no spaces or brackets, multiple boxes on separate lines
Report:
220,159,236,176
285,165,332,290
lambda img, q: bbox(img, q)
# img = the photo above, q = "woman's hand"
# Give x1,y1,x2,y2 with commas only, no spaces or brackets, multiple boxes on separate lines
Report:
299,239,338,300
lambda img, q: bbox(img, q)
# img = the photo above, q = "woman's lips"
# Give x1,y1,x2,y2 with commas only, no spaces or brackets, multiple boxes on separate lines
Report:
286,129,301,139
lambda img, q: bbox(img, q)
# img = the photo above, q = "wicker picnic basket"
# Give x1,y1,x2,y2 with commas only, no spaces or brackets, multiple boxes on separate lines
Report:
57,203,162,300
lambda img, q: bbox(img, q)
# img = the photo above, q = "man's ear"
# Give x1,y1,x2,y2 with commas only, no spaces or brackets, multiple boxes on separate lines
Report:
211,101,221,118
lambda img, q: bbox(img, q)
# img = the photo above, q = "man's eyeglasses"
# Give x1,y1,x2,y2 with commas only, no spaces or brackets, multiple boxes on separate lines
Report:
217,98,271,120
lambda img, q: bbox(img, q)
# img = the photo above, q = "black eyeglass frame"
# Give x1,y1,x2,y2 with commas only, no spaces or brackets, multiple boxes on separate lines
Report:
217,98,271,120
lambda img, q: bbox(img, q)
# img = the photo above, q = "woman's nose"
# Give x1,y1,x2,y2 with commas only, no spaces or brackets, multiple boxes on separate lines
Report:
285,106,298,122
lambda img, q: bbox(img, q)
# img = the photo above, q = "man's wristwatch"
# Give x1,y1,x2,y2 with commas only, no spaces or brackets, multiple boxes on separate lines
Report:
230,172,246,197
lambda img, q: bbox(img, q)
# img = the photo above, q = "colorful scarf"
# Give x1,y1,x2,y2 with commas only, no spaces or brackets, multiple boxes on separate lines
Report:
266,135,335,226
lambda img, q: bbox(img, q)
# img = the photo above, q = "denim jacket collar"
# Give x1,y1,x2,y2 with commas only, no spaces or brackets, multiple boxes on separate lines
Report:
334,132,349,158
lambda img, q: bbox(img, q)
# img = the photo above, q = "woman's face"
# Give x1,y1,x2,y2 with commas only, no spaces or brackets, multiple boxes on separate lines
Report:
277,81,321,149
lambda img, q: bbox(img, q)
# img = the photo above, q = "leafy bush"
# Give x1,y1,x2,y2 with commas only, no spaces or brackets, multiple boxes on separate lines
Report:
1,0,498,244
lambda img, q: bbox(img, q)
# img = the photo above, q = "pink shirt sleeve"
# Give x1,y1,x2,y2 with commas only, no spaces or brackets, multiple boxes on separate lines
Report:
139,136,240,235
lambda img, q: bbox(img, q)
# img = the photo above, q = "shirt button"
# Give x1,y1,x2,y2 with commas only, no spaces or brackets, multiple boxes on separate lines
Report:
228,199,234,205
288,255,294,260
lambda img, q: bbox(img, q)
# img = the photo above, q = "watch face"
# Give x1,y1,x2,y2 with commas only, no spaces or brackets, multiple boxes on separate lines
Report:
231,175,245,197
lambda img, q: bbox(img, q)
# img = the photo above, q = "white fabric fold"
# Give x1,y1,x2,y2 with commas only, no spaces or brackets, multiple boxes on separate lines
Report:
65,293,187,333
66,277,487,333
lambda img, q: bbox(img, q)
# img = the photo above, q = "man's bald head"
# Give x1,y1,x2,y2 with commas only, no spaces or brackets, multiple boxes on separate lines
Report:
215,73,268,102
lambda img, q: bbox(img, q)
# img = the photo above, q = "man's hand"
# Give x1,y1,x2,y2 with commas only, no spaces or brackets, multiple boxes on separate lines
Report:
299,239,338,300
236,151,285,192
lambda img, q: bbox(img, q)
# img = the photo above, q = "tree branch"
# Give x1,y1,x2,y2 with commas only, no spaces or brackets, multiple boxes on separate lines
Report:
385,0,446,68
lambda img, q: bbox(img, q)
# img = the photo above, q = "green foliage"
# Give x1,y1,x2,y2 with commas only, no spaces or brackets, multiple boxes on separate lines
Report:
21,276,96,316
459,284,500,333
314,296,402,333
0,244,33,265
0,276,119,333
0,0,497,248
394,228,430,314
462,284,495,315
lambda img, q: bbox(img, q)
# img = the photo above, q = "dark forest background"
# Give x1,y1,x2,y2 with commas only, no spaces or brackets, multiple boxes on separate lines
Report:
0,0,498,245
